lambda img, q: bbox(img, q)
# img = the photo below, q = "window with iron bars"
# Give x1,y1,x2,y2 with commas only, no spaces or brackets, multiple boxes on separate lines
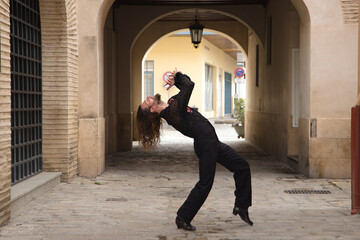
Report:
10,0,42,185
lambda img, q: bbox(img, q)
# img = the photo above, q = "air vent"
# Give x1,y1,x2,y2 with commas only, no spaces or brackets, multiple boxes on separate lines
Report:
284,189,331,194
106,197,128,202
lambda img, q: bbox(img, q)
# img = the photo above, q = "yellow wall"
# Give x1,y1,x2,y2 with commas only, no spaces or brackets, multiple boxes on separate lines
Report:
201,36,239,118
145,34,237,119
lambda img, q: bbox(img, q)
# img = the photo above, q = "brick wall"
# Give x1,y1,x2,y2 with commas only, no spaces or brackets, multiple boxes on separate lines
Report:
40,0,79,182
341,0,359,24
0,0,79,226
0,0,11,227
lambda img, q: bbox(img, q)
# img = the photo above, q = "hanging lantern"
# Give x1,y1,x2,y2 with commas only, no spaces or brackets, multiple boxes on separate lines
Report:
189,13,204,49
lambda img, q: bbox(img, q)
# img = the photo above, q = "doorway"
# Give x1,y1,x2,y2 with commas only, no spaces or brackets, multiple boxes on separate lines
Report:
225,71,232,115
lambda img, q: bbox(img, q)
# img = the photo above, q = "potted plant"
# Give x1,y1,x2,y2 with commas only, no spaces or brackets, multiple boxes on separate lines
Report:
232,98,245,138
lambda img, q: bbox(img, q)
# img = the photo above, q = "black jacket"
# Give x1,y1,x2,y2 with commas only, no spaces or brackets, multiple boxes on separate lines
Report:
160,72,212,139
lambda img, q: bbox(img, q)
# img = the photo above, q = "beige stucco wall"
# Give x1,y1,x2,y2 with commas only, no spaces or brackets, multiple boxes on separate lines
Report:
144,35,237,119
289,0,311,175
247,0,300,168
306,0,357,118
76,0,114,176
104,8,118,156
247,0,357,178
305,0,357,178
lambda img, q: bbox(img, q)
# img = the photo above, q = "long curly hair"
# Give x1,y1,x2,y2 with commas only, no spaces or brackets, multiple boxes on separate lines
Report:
136,105,162,150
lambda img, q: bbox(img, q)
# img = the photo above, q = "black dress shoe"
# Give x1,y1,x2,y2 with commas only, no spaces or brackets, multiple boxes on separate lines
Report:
175,216,196,231
233,207,253,226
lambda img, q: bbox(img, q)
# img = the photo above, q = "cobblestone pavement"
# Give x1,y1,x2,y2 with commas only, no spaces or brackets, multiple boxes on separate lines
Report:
1,121,360,240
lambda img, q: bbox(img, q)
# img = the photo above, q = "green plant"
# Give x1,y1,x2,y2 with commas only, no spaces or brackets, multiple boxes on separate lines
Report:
234,98,245,124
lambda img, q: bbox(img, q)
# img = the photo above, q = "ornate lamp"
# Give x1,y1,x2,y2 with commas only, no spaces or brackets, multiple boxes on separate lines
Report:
189,12,204,49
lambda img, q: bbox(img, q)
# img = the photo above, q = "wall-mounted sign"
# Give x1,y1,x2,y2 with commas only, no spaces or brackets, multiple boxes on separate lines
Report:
163,71,172,82
234,67,245,78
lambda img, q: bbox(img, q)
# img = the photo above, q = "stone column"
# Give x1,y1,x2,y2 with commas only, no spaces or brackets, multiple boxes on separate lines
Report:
76,0,110,177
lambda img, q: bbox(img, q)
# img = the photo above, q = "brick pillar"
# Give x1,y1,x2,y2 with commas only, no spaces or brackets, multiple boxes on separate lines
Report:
40,0,79,182
0,0,11,226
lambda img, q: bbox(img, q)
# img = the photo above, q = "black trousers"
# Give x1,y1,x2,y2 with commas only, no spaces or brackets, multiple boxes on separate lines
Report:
177,128,252,223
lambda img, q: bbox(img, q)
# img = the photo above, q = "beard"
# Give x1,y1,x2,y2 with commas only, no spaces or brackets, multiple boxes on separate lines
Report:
154,93,161,104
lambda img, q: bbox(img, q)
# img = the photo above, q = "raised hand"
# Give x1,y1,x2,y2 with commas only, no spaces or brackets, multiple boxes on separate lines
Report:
164,68,178,90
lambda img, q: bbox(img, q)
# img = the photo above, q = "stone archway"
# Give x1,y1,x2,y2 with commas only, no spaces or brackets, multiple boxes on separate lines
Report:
75,0,114,177
102,4,266,156
131,9,253,139
101,1,276,164
100,0,356,179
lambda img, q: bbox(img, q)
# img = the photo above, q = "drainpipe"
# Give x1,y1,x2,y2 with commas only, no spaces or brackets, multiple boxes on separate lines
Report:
351,101,360,214
352,0,360,215
351,0,360,215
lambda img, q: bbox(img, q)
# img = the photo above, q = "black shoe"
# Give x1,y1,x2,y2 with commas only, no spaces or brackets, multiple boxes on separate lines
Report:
175,216,196,231
233,207,253,226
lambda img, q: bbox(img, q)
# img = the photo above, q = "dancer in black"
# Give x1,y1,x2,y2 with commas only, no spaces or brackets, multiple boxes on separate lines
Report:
137,69,252,231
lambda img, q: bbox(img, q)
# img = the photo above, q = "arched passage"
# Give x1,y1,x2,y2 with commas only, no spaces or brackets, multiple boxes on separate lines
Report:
102,2,306,165
105,4,264,156
96,0,355,179
131,10,250,101
103,5,265,156
137,27,247,116
130,11,252,132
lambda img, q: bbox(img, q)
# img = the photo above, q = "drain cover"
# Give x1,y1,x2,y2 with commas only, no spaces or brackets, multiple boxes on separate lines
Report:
284,189,331,194
106,197,128,202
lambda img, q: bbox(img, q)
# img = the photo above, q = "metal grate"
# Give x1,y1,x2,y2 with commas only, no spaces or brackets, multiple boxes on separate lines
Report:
106,197,128,202
10,0,42,185
284,189,331,194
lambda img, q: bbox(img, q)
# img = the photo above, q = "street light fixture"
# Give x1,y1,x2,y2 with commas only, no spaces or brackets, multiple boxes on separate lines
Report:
189,11,204,49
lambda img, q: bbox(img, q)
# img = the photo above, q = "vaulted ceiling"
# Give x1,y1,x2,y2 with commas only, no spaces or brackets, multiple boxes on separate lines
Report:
115,0,269,6
202,34,241,60
115,0,267,60
160,9,246,60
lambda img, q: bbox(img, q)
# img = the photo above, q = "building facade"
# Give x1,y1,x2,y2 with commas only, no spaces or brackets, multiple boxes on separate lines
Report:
0,0,358,226
144,34,238,119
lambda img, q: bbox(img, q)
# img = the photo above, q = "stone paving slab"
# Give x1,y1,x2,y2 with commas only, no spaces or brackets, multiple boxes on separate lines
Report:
1,123,360,240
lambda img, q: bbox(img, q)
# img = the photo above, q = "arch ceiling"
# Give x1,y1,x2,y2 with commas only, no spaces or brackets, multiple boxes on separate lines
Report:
115,0,269,6
159,9,247,59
